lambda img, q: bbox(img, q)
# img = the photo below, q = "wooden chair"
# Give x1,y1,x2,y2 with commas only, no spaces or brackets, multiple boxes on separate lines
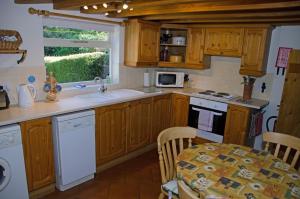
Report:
263,132,300,170
157,127,197,199
178,180,199,199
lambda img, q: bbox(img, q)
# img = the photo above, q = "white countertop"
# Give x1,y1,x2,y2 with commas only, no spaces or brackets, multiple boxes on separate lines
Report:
0,87,269,126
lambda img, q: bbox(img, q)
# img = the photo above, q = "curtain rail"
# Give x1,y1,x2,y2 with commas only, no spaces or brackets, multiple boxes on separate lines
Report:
28,7,123,26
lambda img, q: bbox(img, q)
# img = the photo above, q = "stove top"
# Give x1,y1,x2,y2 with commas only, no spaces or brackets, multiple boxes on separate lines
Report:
196,90,235,100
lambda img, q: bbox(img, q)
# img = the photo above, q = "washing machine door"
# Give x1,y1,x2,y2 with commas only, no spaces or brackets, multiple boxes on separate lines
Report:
0,158,11,191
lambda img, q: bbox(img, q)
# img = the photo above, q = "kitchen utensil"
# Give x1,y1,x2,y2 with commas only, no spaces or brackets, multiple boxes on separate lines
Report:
172,36,186,45
170,55,182,63
0,86,10,110
242,76,256,100
17,84,37,108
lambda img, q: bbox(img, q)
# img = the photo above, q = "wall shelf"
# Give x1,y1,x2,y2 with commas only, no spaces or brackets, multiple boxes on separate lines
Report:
160,44,186,47
0,49,27,64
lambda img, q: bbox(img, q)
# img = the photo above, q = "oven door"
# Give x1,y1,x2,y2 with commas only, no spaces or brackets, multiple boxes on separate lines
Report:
156,73,177,87
188,104,227,143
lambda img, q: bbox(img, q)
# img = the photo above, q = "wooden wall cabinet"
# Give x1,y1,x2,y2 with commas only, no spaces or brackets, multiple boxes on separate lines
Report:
127,98,152,152
124,19,160,67
185,27,208,69
223,104,250,145
171,94,190,127
151,94,172,143
21,118,55,192
95,103,127,166
204,28,244,57
240,27,270,77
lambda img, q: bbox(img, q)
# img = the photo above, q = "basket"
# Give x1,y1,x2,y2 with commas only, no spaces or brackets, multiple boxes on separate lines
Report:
0,30,22,50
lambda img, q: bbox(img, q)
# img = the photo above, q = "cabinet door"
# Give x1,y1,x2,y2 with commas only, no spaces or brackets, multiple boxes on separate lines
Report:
95,103,127,166
185,28,206,69
138,22,160,64
151,94,171,143
204,28,244,57
21,118,55,191
171,94,190,127
224,104,250,145
240,28,269,77
127,98,152,152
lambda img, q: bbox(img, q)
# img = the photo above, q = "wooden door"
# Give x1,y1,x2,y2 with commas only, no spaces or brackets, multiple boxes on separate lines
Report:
139,22,160,63
277,50,300,138
21,118,55,191
240,28,269,77
151,94,172,143
204,28,244,57
224,104,250,145
171,94,190,127
95,103,127,166
127,98,152,152
185,28,206,69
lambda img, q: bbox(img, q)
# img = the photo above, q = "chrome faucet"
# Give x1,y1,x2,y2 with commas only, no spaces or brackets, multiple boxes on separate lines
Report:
94,76,107,93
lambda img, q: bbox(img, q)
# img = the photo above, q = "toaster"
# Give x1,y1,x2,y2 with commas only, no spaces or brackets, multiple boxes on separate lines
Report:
0,86,10,110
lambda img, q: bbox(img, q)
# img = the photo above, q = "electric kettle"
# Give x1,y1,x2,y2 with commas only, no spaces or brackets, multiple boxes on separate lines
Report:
17,84,37,108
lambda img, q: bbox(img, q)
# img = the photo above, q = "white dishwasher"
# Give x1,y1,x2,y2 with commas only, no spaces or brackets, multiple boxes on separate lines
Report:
52,110,96,191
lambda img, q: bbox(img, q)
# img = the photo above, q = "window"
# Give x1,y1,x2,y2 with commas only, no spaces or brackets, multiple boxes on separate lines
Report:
43,19,119,85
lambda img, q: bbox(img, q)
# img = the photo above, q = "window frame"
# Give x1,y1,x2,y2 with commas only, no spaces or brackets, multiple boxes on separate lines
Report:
42,18,119,88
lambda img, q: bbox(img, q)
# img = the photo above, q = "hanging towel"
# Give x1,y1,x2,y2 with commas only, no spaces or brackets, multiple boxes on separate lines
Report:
197,109,214,132
255,112,263,136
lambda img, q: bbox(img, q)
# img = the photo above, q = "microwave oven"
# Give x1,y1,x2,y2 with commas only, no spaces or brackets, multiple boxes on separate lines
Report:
156,72,184,88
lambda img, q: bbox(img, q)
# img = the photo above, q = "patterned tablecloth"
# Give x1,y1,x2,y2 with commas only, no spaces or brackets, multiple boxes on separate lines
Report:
176,143,300,199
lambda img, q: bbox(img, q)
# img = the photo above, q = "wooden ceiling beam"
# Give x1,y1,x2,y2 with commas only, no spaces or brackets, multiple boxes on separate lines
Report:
110,1,300,18
53,0,209,10
142,10,300,21
161,17,300,24
15,0,52,3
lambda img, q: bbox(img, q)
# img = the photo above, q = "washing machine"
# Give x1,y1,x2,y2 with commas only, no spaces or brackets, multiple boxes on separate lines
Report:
0,124,29,199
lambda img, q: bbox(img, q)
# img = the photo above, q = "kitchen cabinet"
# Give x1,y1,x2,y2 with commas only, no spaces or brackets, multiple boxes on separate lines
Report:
127,98,152,152
240,27,270,77
204,28,244,57
95,103,127,166
20,117,55,192
124,19,160,67
171,94,190,127
185,27,207,69
151,94,172,143
224,104,250,145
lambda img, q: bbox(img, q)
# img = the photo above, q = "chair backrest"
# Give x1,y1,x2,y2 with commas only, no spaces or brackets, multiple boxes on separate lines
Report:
178,180,199,199
263,132,300,170
157,127,197,184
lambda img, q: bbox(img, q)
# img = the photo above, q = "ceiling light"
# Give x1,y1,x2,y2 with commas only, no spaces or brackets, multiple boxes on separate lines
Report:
83,5,89,10
117,9,122,13
102,3,108,8
122,3,128,10
105,12,109,16
92,5,98,9
129,8,133,11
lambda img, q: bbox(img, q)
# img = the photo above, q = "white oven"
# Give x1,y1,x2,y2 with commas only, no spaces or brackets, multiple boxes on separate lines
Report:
188,97,228,143
156,71,184,88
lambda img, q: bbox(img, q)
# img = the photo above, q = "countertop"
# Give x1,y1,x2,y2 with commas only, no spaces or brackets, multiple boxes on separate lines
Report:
0,87,269,126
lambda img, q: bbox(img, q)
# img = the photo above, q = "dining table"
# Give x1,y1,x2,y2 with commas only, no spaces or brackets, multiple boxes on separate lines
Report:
176,143,300,199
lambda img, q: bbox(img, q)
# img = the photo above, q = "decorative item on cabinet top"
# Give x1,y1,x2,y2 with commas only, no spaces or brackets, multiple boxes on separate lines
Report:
0,29,27,64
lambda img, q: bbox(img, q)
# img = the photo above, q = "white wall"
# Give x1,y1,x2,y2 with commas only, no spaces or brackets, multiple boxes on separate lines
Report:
0,0,146,104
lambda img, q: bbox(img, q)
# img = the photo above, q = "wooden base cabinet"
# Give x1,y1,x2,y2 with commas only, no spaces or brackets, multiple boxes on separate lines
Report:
127,98,152,152
171,94,190,127
224,104,250,145
95,103,127,166
20,118,55,192
151,95,172,143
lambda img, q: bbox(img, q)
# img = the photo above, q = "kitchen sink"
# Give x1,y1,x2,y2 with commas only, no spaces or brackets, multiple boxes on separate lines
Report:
76,89,144,102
